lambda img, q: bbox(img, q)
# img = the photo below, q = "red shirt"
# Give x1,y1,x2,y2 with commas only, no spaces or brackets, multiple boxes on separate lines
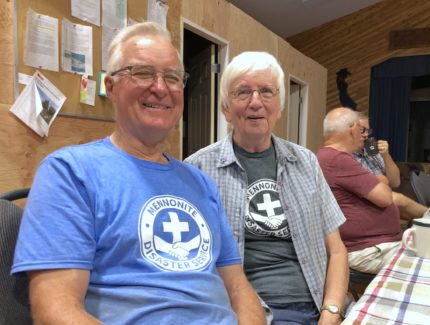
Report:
317,147,402,252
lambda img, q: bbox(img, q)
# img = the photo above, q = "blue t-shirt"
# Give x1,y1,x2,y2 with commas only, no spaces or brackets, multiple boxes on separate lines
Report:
12,137,241,324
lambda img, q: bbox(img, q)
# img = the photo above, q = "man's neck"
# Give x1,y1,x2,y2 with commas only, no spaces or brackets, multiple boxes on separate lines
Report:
110,131,168,163
323,140,353,154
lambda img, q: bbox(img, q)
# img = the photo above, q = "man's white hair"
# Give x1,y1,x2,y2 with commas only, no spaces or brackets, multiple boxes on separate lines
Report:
106,21,181,75
323,108,364,137
219,51,285,111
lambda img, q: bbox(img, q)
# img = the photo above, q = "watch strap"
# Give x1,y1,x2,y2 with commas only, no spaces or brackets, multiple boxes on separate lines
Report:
321,304,345,319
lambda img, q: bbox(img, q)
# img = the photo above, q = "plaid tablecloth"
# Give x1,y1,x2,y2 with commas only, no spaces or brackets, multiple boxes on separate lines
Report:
343,246,430,324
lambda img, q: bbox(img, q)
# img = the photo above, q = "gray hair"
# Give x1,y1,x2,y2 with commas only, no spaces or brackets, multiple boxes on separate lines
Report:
220,51,285,111
323,107,364,137
106,22,181,75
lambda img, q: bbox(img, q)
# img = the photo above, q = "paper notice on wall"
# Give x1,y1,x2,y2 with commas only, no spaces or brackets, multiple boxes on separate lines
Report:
10,71,66,137
24,9,59,72
101,25,121,71
102,0,127,29
71,0,101,26
62,19,93,76
79,75,96,106
147,0,168,29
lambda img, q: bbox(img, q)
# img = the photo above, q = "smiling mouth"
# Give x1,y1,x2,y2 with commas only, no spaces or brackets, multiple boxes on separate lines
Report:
143,103,171,110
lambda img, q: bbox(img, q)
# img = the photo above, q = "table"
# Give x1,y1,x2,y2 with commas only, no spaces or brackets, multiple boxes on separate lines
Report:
343,245,430,324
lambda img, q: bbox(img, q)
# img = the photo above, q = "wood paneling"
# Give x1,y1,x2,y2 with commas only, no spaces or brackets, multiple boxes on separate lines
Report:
182,0,327,151
287,0,430,115
0,104,115,192
1,0,327,194
0,0,15,105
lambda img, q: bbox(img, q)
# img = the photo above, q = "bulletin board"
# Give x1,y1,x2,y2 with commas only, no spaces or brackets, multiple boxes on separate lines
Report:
15,0,152,121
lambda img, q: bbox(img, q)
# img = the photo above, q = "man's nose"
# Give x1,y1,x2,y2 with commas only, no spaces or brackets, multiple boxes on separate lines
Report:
248,90,263,106
152,74,169,91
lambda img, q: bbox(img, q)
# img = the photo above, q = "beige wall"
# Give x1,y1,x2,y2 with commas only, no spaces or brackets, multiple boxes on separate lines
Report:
181,0,327,151
288,0,430,114
0,0,327,194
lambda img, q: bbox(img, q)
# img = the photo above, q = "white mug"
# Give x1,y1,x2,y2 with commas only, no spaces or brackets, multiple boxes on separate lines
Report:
402,218,430,259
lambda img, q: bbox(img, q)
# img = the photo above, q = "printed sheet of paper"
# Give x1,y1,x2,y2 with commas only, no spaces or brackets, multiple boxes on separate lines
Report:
79,75,97,106
101,25,121,71
71,0,101,26
18,72,33,86
62,19,93,76
102,0,127,29
10,71,66,137
24,9,59,72
147,0,168,28
101,0,127,70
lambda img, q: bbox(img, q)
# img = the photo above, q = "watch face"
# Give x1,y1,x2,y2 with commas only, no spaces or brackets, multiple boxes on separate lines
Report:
328,305,339,313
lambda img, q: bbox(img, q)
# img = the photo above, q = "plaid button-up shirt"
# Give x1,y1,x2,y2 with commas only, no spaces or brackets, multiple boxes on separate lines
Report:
353,151,386,175
185,134,345,308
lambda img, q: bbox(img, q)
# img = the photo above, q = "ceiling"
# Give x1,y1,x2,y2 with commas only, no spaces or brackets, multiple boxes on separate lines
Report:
228,0,383,38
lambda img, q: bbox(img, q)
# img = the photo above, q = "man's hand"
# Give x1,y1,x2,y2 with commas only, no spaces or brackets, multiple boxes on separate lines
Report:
376,139,401,188
376,140,389,156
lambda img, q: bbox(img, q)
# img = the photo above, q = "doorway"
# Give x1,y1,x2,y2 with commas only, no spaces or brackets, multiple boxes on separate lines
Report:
287,77,308,146
182,20,228,159
408,75,430,162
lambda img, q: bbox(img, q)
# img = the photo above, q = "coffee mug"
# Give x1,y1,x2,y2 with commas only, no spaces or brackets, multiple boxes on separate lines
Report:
402,218,430,258
364,137,379,156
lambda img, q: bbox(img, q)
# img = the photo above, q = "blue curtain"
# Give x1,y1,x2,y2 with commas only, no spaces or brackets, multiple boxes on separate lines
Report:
369,55,430,161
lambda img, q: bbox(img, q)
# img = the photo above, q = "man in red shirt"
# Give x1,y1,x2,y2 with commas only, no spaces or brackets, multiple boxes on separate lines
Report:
317,107,402,274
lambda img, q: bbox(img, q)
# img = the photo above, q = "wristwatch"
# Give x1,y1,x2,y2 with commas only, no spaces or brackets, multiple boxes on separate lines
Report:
321,304,344,319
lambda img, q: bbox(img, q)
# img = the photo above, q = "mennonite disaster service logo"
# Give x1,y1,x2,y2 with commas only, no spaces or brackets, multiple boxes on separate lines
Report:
246,179,289,237
139,195,212,271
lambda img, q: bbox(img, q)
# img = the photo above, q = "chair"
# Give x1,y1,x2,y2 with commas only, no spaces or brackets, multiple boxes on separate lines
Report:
348,268,375,301
0,189,32,324
410,171,430,206
0,188,30,201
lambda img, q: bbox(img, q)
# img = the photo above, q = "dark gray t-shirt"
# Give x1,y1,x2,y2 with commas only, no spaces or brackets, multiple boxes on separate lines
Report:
234,142,312,304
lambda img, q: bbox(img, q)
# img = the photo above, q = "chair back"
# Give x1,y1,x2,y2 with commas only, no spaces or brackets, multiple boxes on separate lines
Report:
0,194,32,324
348,268,375,301
410,171,430,206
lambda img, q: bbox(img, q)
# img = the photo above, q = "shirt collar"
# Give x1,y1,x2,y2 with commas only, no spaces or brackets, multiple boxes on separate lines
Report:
217,133,298,168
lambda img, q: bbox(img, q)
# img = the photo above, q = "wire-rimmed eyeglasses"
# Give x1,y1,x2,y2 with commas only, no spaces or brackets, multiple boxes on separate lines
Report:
110,64,190,91
229,85,279,102
358,125,373,135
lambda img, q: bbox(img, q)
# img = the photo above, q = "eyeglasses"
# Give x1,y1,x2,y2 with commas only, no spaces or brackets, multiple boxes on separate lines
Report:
358,124,373,135
229,85,279,102
110,65,190,91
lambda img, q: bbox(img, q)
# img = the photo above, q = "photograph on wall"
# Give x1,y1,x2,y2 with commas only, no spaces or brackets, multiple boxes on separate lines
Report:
10,71,66,137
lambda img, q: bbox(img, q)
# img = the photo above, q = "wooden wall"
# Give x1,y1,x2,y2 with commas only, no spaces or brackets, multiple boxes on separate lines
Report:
287,0,430,114
181,0,328,151
0,0,327,194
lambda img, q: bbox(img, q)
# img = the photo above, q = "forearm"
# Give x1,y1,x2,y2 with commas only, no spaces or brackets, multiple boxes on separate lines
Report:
366,181,393,207
29,269,101,325
323,250,348,310
31,302,102,325
230,283,266,324
319,232,349,324
376,174,389,185
381,153,400,188
219,265,266,325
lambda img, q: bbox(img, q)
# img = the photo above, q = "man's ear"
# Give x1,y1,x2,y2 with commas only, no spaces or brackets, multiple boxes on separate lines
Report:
277,107,282,119
222,104,232,122
104,76,114,96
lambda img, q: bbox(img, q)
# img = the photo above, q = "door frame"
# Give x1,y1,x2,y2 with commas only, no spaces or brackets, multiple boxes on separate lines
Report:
287,74,309,147
180,18,229,159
